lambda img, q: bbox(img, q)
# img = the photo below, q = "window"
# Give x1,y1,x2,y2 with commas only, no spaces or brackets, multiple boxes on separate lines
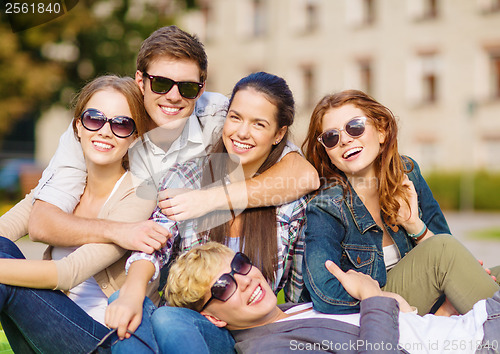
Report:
305,0,319,32
346,0,376,27
302,65,316,108
358,59,373,94
490,52,500,99
407,52,440,105
252,0,267,37
407,0,439,21
482,137,500,169
200,1,213,41
477,0,500,13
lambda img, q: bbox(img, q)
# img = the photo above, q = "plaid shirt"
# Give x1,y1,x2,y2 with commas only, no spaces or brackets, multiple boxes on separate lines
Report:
126,157,307,302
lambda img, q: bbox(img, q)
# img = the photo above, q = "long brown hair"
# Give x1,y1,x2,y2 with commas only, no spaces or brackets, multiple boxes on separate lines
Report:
201,72,295,283
302,89,413,228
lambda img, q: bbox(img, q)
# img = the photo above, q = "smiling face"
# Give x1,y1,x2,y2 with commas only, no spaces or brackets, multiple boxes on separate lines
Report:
222,88,287,178
135,56,204,132
201,255,281,331
76,89,136,170
321,104,385,179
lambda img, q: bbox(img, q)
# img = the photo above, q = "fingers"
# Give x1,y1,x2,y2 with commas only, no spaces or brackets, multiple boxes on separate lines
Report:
325,260,344,281
106,306,141,340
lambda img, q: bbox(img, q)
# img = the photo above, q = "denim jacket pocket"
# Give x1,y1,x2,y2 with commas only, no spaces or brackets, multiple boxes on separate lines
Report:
341,244,377,275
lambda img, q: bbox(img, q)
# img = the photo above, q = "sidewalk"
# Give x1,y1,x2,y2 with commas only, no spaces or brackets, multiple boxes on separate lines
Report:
443,211,500,269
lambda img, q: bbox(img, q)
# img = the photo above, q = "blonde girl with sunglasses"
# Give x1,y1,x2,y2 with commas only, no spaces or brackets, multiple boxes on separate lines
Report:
0,75,158,353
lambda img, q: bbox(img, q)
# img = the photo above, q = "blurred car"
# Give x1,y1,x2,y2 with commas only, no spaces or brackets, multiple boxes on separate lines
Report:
0,158,41,195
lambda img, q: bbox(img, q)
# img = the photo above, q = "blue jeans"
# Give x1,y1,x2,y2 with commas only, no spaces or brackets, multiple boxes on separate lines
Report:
151,306,235,354
109,293,159,353
0,236,110,353
110,294,235,353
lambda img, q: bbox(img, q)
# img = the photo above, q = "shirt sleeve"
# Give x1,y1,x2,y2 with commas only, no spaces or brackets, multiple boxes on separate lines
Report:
0,191,32,241
358,297,401,354
125,160,202,281
32,122,86,213
279,198,307,303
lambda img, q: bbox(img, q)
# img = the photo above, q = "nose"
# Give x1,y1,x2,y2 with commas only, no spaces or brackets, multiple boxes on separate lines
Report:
98,120,114,137
164,83,182,102
236,122,251,140
234,273,252,291
338,129,353,146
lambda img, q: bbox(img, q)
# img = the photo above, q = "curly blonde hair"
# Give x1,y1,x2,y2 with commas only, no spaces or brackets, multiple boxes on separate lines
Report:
165,242,235,312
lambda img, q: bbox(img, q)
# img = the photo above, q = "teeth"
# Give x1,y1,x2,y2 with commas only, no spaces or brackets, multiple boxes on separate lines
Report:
160,106,180,113
247,285,262,305
343,147,362,159
93,141,112,149
233,141,253,149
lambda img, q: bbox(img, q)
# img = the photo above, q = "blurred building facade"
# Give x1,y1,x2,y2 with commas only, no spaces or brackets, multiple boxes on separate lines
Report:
179,0,500,172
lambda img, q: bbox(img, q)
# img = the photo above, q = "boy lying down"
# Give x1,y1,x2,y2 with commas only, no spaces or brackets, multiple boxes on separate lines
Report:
148,242,500,353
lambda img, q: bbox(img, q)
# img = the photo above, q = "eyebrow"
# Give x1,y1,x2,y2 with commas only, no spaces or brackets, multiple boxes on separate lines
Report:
229,109,271,125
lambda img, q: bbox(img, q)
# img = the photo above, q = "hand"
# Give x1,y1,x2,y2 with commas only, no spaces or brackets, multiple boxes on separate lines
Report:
380,291,414,313
395,175,421,231
158,188,223,221
105,293,144,340
478,259,497,281
325,260,382,300
113,220,171,253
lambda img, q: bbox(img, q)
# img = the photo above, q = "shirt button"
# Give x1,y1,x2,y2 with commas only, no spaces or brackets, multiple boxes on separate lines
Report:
357,256,361,264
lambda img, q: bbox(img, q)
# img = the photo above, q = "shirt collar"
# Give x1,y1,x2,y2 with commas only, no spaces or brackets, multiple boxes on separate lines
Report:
142,114,204,156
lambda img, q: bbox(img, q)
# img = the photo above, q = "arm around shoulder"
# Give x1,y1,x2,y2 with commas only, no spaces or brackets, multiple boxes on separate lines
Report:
227,151,319,210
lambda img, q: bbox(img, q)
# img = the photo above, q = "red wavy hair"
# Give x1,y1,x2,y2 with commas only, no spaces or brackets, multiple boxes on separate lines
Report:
302,90,413,228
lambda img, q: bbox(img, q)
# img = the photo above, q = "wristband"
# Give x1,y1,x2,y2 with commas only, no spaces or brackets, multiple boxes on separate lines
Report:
408,223,427,241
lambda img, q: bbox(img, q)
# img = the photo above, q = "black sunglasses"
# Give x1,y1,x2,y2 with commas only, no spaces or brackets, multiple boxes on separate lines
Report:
317,116,367,149
81,108,136,138
200,252,253,312
143,72,204,99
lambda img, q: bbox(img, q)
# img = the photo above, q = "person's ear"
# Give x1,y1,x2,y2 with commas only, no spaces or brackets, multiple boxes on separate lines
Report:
201,312,227,328
273,126,287,145
378,128,386,145
135,70,146,95
76,119,83,140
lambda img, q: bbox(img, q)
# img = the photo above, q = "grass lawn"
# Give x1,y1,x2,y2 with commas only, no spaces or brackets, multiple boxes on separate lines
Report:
467,227,500,240
0,331,13,354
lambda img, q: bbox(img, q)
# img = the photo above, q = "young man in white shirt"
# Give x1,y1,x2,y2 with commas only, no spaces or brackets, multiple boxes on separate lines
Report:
0,26,319,255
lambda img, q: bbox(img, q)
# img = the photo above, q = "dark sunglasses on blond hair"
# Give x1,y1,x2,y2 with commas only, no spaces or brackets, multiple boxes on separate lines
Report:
200,252,253,311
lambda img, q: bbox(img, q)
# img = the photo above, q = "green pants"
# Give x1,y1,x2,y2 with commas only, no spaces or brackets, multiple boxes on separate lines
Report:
382,234,500,315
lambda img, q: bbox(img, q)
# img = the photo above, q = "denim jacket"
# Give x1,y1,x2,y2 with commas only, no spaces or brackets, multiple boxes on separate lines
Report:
303,157,450,314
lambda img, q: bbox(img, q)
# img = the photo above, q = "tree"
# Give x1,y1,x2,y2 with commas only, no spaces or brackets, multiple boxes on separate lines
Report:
0,0,197,140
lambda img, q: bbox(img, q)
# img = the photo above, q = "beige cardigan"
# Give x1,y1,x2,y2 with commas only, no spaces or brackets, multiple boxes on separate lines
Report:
0,173,160,304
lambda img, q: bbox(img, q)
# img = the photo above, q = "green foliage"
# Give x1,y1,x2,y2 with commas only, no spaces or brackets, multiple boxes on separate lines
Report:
467,227,500,240
425,171,500,210
0,0,197,139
